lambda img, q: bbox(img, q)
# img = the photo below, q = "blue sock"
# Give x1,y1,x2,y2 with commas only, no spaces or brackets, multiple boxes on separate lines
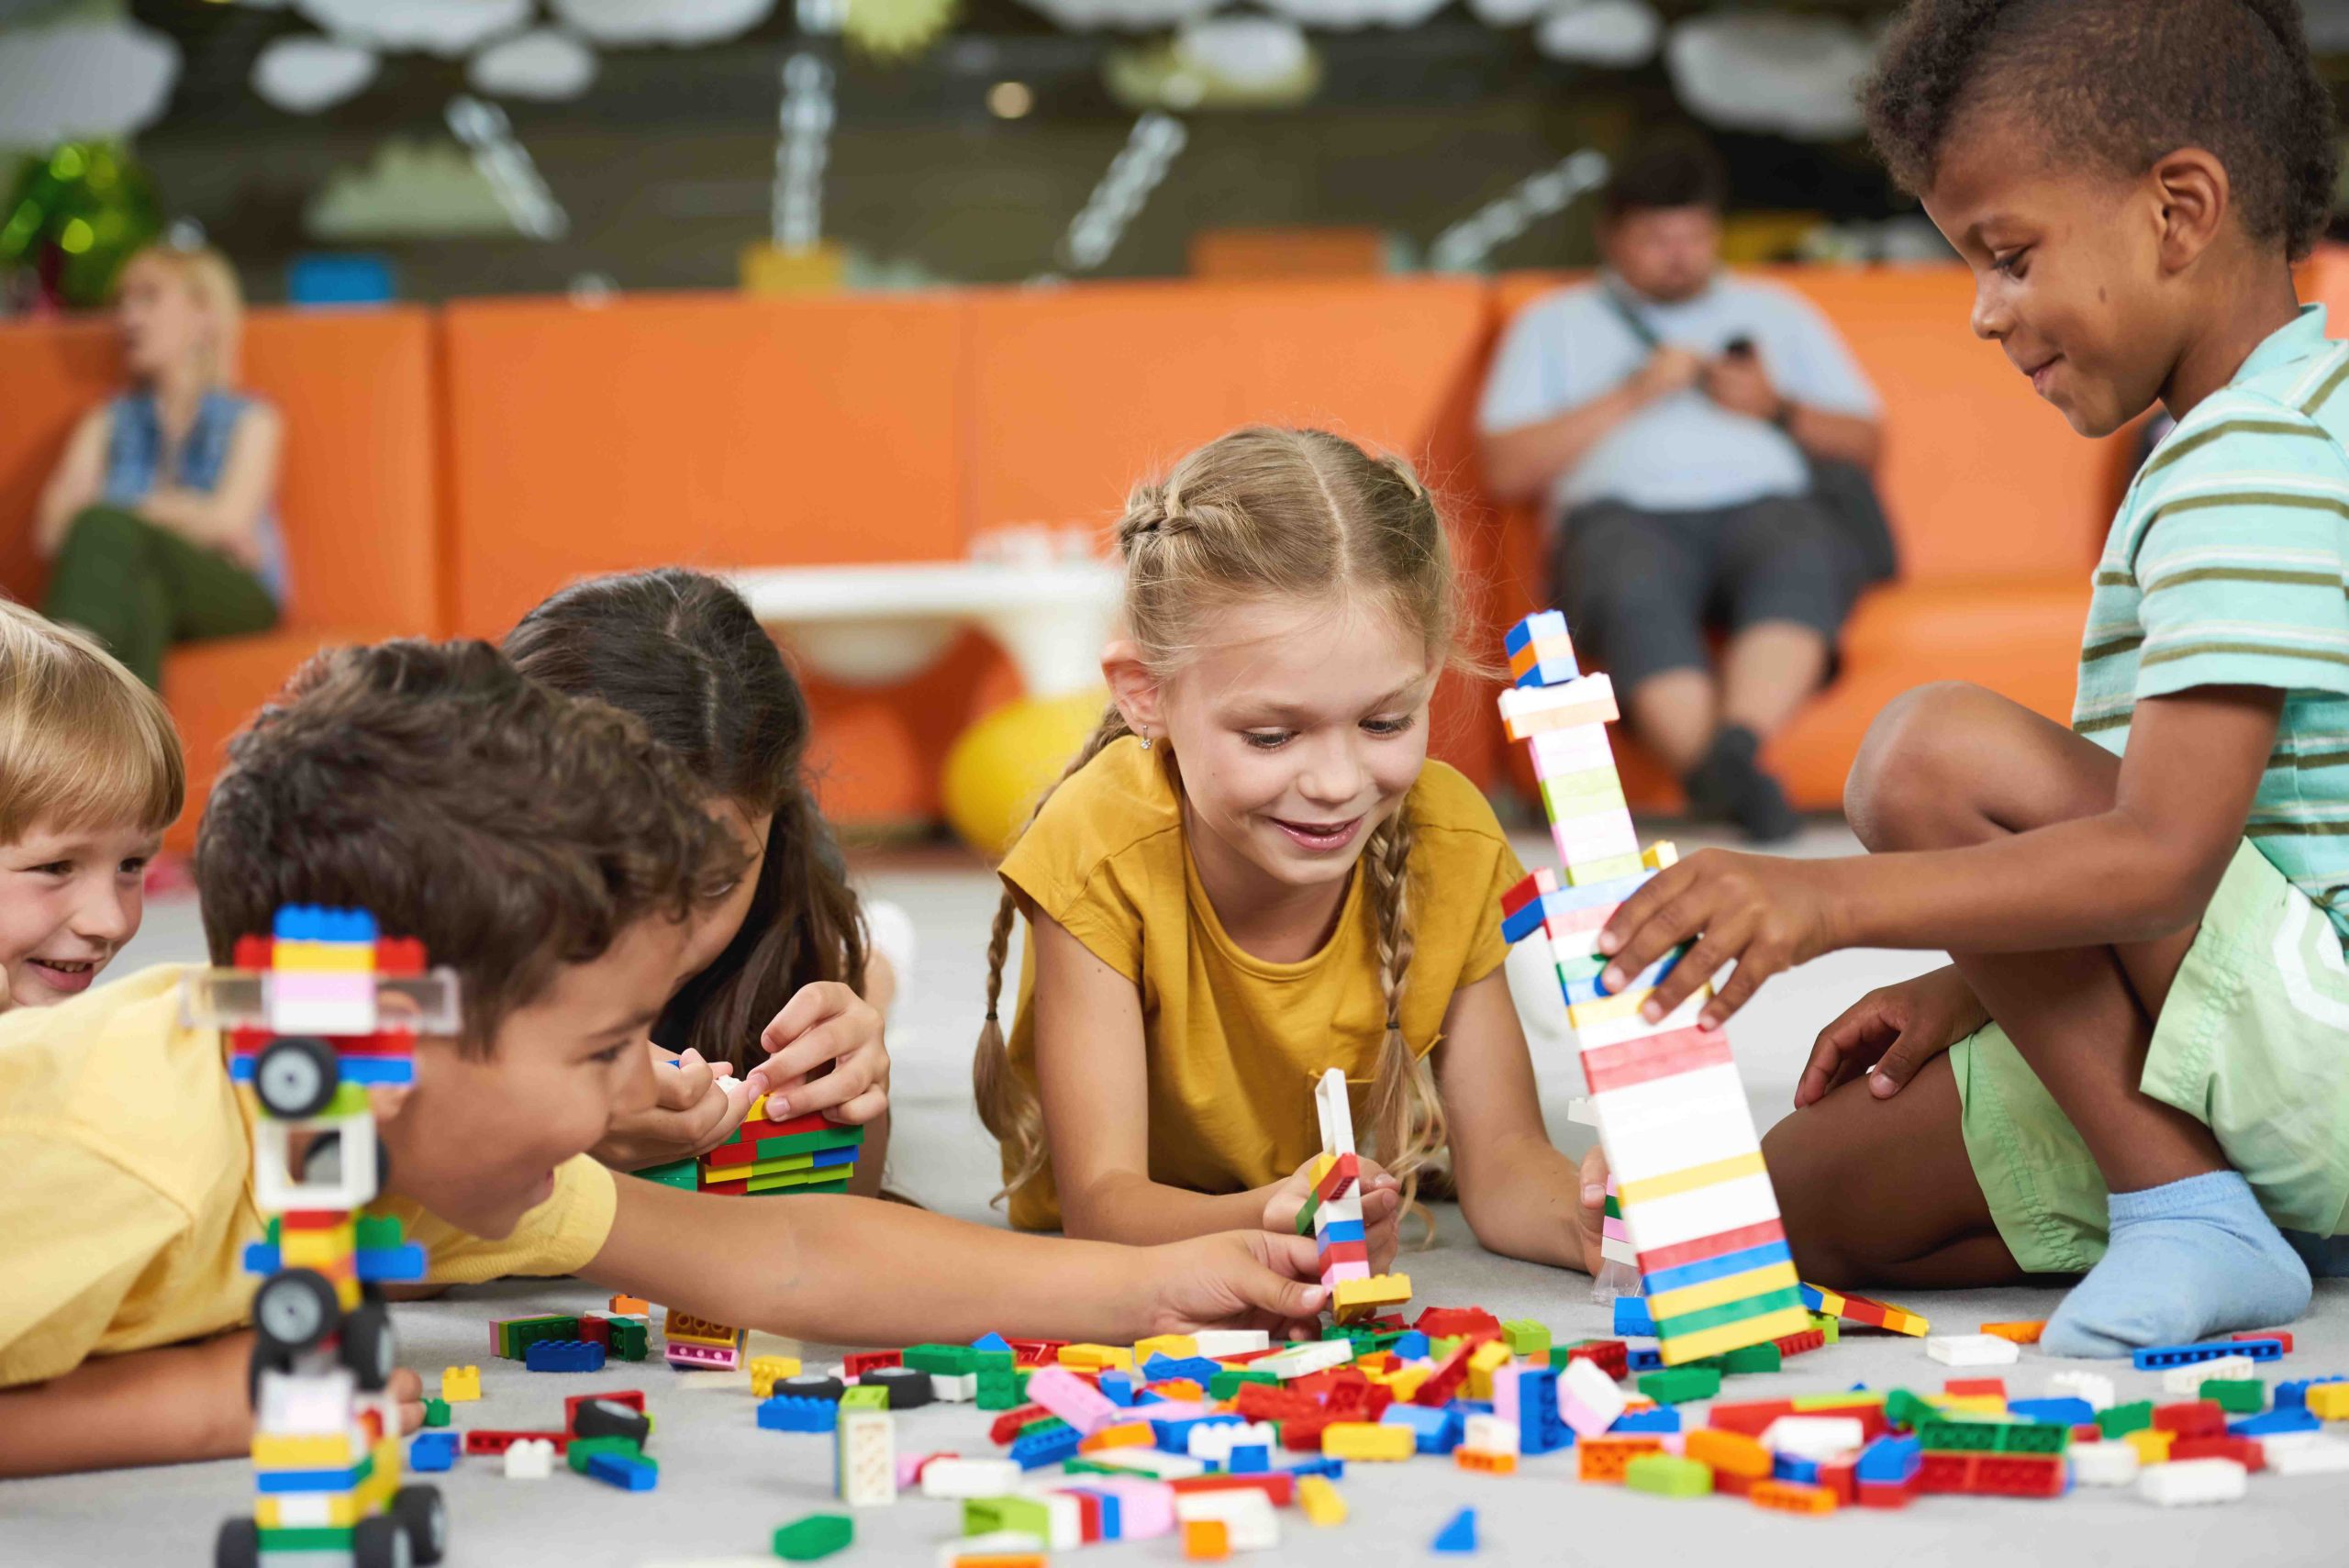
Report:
2042,1172,2310,1358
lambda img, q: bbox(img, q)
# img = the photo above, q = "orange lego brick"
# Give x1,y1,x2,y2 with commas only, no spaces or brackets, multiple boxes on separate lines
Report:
1751,1480,1838,1516
1183,1518,1230,1561
1980,1320,2045,1345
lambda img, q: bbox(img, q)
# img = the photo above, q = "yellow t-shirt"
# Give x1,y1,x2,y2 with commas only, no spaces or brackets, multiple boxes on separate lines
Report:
0,963,618,1388
998,737,1525,1230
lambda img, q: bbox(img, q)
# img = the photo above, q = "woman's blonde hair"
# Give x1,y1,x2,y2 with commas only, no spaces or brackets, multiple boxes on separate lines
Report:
122,241,244,389
0,598,184,843
974,426,1467,1220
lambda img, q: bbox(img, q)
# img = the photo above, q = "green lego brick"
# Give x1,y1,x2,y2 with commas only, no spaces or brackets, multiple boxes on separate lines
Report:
774,1513,854,1562
1294,1185,1322,1236
1917,1418,2069,1455
567,1436,646,1474
964,1496,1052,1539
976,1373,1023,1411
421,1397,450,1429
1637,1366,1721,1406
1017,1416,1072,1440
1720,1342,1782,1375
904,1343,978,1376
322,1082,372,1118
1602,1195,1623,1220
840,1385,890,1412
1624,1453,1713,1498
2201,1379,2266,1414
1210,1369,1279,1398
497,1315,580,1360
637,1156,700,1191
751,1126,865,1161
743,1169,853,1195
1569,851,1645,886
1651,1286,1804,1340
1430,1337,1462,1361
1809,1313,1840,1345
2099,1401,2154,1439
1501,1319,1553,1359
607,1318,650,1361
354,1214,406,1251
256,1528,356,1551
973,1349,1015,1374
1884,1388,1934,1431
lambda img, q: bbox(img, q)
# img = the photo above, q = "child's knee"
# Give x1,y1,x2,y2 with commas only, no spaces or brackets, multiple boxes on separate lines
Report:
1760,1114,1870,1287
1843,681,1998,853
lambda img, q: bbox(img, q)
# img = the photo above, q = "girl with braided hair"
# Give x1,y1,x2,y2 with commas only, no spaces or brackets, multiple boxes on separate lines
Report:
974,426,1609,1274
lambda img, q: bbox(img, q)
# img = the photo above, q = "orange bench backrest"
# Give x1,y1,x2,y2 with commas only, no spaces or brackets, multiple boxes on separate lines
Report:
0,307,440,634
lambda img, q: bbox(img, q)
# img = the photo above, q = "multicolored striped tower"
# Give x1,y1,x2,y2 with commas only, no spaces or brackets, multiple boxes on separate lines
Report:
1496,612,1809,1366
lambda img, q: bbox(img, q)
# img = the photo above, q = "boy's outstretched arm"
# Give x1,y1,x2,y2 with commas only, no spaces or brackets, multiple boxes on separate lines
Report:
0,1334,425,1479
584,1179,1330,1348
1599,686,2283,1026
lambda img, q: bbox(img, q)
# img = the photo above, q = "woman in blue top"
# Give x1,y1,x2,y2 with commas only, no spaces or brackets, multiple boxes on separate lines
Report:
33,241,286,689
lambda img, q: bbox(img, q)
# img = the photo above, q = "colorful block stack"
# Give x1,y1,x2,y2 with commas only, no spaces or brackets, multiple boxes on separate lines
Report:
639,1091,864,1196
1297,1068,1411,1325
663,1308,749,1373
1496,611,1809,1366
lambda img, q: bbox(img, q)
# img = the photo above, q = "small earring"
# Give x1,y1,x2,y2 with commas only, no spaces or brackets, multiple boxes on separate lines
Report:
1136,727,1152,751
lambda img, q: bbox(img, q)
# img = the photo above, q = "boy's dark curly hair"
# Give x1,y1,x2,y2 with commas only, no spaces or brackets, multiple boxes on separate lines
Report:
1865,0,2339,260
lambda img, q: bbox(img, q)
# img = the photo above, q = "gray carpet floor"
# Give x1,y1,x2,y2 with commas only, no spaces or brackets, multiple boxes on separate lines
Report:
10,823,2348,1566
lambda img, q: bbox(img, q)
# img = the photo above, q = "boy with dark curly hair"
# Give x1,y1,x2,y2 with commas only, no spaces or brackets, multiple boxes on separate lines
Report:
1593,0,2348,1354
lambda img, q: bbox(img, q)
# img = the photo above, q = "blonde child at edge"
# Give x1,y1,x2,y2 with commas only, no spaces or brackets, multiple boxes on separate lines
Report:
974,426,1609,1272
0,599,183,1013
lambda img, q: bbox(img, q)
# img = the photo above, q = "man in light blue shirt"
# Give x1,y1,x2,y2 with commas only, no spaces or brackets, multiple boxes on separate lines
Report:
1480,140,1887,840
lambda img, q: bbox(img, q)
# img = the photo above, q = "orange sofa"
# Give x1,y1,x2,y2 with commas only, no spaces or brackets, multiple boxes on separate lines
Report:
0,308,443,850
1484,267,2132,810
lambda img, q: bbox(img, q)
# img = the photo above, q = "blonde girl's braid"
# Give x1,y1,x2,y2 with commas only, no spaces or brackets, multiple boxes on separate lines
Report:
1361,803,1451,1235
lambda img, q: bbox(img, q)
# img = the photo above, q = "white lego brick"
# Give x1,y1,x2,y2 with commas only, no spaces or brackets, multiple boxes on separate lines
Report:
1606,1171,1782,1251
941,1533,1046,1568
2138,1457,2247,1507
836,1408,897,1507
1552,813,1640,866
1174,1489,1279,1551
1762,1417,1864,1462
2264,1434,2349,1476
929,1372,976,1404
1575,989,1709,1050
1926,1334,2020,1368
920,1457,1024,1499
1586,1066,1760,1184
1253,1338,1354,1380
1544,924,1609,963
1315,1067,1355,1158
1557,1356,1626,1437
1312,1195,1365,1234
1461,1413,1520,1456
1499,674,1618,737
1600,1233,1640,1266
2068,1441,2141,1487
2165,1355,2257,1396
1187,1421,1279,1462
504,1438,555,1479
251,1116,383,1213
2047,1371,2115,1413
256,1368,358,1436
265,1493,340,1529
1191,1329,1272,1358
1530,723,1618,773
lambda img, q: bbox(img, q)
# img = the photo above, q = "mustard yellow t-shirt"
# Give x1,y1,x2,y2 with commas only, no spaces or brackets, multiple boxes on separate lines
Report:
998,737,1525,1230
0,963,618,1388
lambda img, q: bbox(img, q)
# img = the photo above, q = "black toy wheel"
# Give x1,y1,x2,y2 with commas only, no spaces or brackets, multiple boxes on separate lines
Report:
247,1335,297,1407
392,1485,448,1565
775,1373,846,1402
353,1514,410,1568
253,1269,338,1354
863,1364,935,1409
215,1518,260,1568
340,1300,395,1391
572,1398,652,1445
254,1036,340,1118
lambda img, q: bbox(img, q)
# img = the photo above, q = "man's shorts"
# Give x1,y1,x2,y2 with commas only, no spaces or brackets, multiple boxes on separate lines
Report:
1950,840,2349,1273
1550,495,1863,693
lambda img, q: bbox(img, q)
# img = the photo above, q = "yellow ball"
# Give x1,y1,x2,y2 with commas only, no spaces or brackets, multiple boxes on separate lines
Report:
941,689,1112,858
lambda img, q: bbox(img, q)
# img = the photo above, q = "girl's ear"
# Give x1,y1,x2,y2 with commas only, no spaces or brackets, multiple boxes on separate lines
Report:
1102,638,1163,740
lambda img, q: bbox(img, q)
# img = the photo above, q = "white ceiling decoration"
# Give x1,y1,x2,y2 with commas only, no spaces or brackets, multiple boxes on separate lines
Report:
1536,0,1661,68
1665,10,1871,141
548,0,777,46
467,28,598,100
306,138,521,239
1177,16,1312,88
0,18,180,150
251,36,379,114
1257,0,1450,28
293,0,530,58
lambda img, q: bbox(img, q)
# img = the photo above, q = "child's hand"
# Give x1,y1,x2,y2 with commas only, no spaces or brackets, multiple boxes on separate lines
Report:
748,982,889,1126
1798,964,1987,1106
1134,1231,1331,1340
1575,1145,1610,1276
592,1043,758,1172
388,1367,425,1434
1597,850,1839,1029
1261,1155,1403,1274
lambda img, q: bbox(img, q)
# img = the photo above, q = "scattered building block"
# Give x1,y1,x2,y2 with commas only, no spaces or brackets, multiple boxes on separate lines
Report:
773,1513,853,1562
1624,1454,1713,1497
1296,1473,1346,1526
2138,1457,2248,1507
1979,1320,2045,1344
504,1438,556,1479
2068,1440,2141,1487
441,1365,480,1402
1431,1507,1478,1553
1925,1334,2018,1367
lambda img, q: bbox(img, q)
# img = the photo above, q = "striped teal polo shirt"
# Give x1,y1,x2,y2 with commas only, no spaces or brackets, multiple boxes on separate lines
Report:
2075,304,2349,931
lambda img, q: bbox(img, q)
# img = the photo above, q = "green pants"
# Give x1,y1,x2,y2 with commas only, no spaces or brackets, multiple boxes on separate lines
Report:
40,506,279,689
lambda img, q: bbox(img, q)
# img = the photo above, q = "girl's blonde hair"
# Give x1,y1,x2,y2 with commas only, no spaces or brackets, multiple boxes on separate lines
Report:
122,241,245,389
974,426,1465,1218
0,598,184,843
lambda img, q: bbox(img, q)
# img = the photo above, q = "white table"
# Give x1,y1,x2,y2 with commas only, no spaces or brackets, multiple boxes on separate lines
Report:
729,561,1122,695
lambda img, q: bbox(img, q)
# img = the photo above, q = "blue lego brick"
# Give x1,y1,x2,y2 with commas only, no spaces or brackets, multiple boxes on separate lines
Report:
585,1451,658,1491
1641,1240,1797,1297
355,1242,427,1282
1151,1414,1242,1454
525,1340,607,1373
2279,1375,2349,1409
1627,1348,1664,1373
256,1462,372,1494
1141,1354,1225,1386
1512,1368,1571,1455
1772,1454,1821,1485
1228,1443,1271,1473
758,1396,840,1433
1392,1331,1431,1362
2008,1397,2095,1429
1504,610,1571,656
1431,1507,1478,1555
809,1144,859,1169
273,906,378,943
1564,945,1685,1006
335,1057,417,1086
1100,1371,1142,1407
1612,1297,1655,1337
1313,1218,1367,1248
1011,1424,1082,1471
407,1432,458,1473
1283,1456,1346,1481
1060,1486,1121,1541
242,1242,281,1274
2231,1407,2321,1438
1610,1407,1680,1435
2132,1339,2283,1371
1381,1404,1463,1455
1855,1435,1920,1484
971,1332,1013,1354
1501,898,1548,944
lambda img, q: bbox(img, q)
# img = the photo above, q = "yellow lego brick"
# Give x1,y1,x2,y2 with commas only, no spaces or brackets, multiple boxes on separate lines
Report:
1789,1391,1886,1413
2125,1429,2174,1464
1932,1395,2008,1417
1642,841,1679,871
270,940,376,973
280,1226,358,1271
1331,1273,1411,1325
750,1355,801,1396
256,1491,364,1529
1321,1422,1415,1462
1617,1150,1768,1207
1058,1343,1134,1373
1658,1306,1812,1365
1133,1335,1197,1363
1297,1473,1347,1526
2309,1383,2349,1420
1308,1153,1336,1186
1464,1340,1514,1401
1566,851,1645,886
1804,1284,1848,1319
1881,1307,1932,1337
1565,986,1654,1029
1644,1262,1799,1322
252,1432,357,1469
663,1309,745,1348
1384,1366,1431,1402
441,1365,480,1402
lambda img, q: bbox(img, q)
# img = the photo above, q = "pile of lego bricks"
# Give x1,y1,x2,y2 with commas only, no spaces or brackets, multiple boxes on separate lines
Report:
638,1093,864,1196
410,1388,658,1493
1497,609,1808,1365
486,1305,654,1375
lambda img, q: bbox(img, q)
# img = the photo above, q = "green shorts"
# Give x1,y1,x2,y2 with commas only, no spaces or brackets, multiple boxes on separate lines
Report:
1951,840,2349,1273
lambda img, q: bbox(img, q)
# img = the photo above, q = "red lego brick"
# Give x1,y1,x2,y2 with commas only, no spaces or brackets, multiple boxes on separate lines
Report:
843,1350,904,1381
1234,1384,1322,1424
1944,1378,2007,1398
1414,1307,1501,1339
1706,1399,1798,1438
1411,1345,1474,1408
989,1405,1050,1445
1636,1218,1788,1277
233,934,273,968
578,1317,611,1350
2169,1435,2265,1472
2233,1330,2291,1353
1819,1459,1856,1506
1772,1329,1826,1359
463,1429,569,1456
1918,1451,2065,1498
1069,1490,1102,1544
1313,1153,1362,1204
1008,1340,1066,1369
2154,1401,2226,1439
1565,1340,1629,1380
1316,1240,1371,1269
1855,1478,1916,1510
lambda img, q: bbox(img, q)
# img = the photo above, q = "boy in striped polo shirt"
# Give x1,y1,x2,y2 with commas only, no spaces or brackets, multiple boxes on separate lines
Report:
1588,0,2347,1356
